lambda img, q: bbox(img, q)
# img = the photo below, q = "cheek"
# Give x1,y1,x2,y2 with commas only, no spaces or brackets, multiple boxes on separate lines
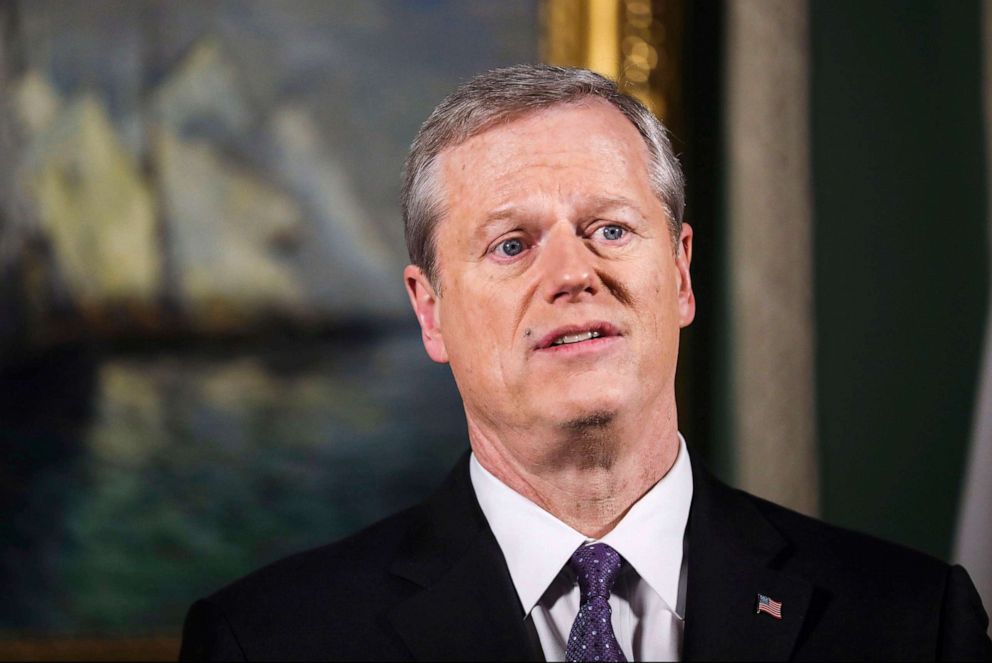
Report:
631,272,682,358
631,268,676,317
444,289,514,364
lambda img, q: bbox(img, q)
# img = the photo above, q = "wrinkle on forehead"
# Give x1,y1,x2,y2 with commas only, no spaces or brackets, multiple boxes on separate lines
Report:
438,100,653,200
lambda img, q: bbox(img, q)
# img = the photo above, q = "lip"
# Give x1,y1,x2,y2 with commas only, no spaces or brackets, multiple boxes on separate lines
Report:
533,321,623,351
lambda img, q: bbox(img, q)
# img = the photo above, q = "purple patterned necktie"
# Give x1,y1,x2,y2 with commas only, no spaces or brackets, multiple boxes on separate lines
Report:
565,543,628,663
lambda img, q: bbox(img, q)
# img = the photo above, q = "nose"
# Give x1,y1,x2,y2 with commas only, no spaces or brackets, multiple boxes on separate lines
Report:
538,225,598,303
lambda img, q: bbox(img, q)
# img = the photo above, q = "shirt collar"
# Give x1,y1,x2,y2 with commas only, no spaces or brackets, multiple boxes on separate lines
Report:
469,434,693,617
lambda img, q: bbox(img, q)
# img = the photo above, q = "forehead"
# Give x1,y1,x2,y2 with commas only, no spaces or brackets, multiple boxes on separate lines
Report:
435,99,655,215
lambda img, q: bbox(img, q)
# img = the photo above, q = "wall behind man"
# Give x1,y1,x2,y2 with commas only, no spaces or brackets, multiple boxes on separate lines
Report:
811,0,988,560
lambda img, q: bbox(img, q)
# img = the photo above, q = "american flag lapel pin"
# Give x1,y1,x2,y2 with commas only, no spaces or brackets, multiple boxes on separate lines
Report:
755,593,783,620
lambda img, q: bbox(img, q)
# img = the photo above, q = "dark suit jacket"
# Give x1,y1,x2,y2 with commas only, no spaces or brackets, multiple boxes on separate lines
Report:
180,450,992,661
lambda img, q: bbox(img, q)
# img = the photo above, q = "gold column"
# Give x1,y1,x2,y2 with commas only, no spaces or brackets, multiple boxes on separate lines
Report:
586,0,621,76
541,0,684,130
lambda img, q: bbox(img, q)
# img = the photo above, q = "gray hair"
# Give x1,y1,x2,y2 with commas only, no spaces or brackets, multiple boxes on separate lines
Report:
401,64,685,289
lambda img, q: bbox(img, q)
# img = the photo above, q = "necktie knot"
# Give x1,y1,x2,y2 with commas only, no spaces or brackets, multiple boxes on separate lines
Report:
569,543,624,601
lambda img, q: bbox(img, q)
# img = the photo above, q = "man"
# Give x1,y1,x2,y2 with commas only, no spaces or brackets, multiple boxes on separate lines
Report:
180,65,991,661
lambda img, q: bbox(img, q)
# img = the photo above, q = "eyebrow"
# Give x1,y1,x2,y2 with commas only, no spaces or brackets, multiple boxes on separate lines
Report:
472,205,531,244
580,194,646,218
477,195,645,232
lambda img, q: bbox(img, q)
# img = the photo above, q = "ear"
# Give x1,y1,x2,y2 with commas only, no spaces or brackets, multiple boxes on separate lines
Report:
403,264,449,363
675,223,695,328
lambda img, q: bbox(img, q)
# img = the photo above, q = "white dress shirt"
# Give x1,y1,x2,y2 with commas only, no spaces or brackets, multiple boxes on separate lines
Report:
469,435,693,662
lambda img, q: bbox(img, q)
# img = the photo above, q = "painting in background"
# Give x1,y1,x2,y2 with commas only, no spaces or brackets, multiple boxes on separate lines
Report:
0,0,538,646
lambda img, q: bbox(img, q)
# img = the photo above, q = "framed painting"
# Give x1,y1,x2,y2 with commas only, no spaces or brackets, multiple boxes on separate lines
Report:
0,1,687,658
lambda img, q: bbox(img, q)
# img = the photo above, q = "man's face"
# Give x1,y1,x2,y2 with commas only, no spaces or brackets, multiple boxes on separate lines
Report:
405,100,694,454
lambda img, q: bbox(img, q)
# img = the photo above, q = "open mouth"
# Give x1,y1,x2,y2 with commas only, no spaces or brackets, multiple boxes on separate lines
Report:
552,330,601,346
534,322,622,351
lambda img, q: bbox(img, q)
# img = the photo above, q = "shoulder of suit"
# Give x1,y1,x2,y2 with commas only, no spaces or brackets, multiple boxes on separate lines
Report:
205,501,426,614
186,503,432,659
738,487,950,590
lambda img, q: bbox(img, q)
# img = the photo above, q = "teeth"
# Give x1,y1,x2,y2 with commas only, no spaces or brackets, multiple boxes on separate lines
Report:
552,330,601,346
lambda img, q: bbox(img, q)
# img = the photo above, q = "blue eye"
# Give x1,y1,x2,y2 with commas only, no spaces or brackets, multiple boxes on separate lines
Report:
600,225,625,241
498,238,525,257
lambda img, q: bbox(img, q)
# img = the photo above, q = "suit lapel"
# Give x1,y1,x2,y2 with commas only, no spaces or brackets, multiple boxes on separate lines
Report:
387,449,814,661
683,457,812,661
387,453,542,662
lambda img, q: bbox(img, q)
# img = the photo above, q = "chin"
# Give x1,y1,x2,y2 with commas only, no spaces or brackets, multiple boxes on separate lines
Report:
548,391,625,429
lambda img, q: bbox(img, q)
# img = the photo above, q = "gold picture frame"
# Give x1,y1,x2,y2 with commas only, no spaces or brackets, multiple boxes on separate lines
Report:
541,0,685,135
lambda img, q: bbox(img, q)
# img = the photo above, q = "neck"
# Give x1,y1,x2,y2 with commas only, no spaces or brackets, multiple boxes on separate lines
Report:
468,401,680,539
